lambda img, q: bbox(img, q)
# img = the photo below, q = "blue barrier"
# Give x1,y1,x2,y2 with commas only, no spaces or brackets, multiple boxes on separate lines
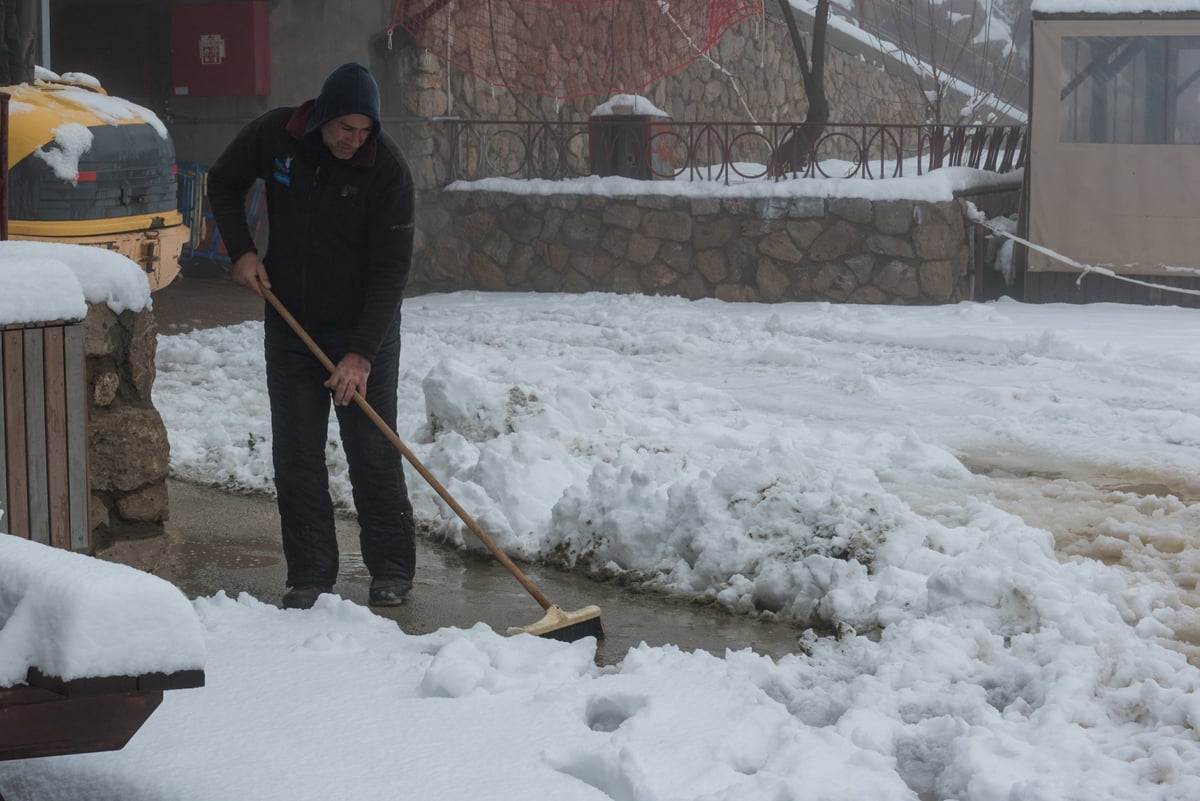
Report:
176,162,265,263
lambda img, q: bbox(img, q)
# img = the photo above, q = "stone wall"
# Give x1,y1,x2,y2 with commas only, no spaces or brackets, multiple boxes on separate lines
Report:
84,302,170,541
412,184,1021,303
384,5,933,189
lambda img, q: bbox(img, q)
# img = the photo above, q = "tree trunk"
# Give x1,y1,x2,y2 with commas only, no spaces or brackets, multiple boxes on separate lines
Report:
772,0,831,175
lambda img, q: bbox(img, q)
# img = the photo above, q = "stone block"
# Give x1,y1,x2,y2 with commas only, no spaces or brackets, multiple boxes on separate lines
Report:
572,253,615,282
875,260,921,299
636,195,675,210
603,203,643,230
754,198,791,220
675,272,710,300
829,197,873,224
844,253,876,284
849,285,889,304
89,494,109,533
601,227,630,258
509,245,536,286
867,233,915,258
116,482,169,523
83,304,117,358
812,264,856,301
643,262,680,289
716,283,759,302
759,230,804,262
913,224,959,260
562,213,602,246
919,260,957,301
642,210,693,242
421,238,470,283
543,243,570,272
874,200,914,235
468,252,508,290
459,211,496,244
482,230,514,265
93,371,119,407
659,241,692,274
499,204,543,244
549,195,579,210
788,197,826,218
694,216,735,250
89,406,170,494
626,233,660,265
756,260,790,301
128,310,157,401
694,250,729,284
610,264,643,294
786,220,824,250
808,221,860,261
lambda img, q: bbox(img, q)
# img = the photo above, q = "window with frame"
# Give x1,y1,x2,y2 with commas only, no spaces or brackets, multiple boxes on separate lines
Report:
1061,35,1200,144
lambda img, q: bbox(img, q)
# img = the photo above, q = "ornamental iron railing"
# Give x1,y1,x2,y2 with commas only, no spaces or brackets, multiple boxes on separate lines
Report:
442,119,1026,185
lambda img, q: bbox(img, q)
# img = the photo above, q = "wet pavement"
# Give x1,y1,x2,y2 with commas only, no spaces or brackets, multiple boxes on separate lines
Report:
104,266,806,664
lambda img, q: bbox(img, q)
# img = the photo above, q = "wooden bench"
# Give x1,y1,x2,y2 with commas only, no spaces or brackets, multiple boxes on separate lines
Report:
1,321,89,552
0,667,205,762
0,537,206,792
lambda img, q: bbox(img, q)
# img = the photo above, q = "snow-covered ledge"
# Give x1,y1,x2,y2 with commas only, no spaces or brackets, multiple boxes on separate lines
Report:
0,533,205,686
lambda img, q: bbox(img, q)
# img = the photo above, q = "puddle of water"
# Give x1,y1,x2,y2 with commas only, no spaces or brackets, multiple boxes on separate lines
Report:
138,480,805,667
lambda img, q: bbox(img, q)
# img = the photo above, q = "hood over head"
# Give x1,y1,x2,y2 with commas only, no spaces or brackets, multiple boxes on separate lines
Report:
304,62,381,145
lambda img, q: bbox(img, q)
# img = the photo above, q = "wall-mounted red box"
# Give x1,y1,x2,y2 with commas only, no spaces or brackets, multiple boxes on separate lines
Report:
171,1,270,97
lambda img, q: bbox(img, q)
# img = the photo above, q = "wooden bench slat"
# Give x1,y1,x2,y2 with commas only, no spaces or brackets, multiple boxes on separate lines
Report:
64,325,89,551
24,667,205,697
2,331,27,537
22,329,49,545
43,326,70,549
0,333,6,523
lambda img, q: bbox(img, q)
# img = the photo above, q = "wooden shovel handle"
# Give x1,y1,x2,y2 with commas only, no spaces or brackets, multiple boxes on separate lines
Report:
262,289,554,611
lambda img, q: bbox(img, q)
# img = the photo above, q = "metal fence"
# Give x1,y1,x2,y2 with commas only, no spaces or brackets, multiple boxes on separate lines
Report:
443,119,1026,185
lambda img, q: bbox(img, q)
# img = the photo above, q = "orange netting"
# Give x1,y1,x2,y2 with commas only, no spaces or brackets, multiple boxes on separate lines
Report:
390,0,763,99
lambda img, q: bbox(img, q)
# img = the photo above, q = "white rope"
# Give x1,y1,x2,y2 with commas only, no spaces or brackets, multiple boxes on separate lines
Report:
976,219,1200,299
656,0,760,127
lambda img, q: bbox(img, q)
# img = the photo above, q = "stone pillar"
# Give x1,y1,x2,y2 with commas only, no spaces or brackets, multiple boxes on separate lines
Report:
84,302,170,541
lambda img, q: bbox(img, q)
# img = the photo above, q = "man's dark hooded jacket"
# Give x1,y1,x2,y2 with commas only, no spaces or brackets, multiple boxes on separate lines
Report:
207,63,415,361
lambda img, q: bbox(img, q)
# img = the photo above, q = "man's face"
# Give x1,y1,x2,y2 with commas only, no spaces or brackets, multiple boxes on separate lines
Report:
321,113,374,160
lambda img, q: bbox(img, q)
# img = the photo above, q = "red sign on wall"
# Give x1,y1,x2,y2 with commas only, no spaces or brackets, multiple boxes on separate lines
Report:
171,2,269,97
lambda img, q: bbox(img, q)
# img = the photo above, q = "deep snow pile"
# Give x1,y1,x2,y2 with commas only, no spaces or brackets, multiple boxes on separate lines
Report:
4,291,1200,799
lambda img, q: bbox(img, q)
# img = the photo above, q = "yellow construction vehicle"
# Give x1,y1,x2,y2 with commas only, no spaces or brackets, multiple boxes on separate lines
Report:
5,69,187,291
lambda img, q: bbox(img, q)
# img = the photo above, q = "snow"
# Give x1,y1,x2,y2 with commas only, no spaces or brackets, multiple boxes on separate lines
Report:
29,66,169,139
0,240,151,323
32,122,93,184
454,164,1023,200
590,93,671,117
3,172,1200,799
0,535,204,685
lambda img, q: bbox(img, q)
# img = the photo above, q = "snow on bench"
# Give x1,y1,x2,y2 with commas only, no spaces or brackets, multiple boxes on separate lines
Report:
0,533,206,760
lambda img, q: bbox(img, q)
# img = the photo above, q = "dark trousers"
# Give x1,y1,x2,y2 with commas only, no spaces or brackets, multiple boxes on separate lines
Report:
265,311,415,588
